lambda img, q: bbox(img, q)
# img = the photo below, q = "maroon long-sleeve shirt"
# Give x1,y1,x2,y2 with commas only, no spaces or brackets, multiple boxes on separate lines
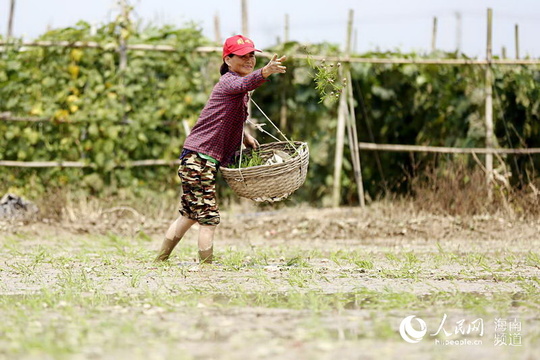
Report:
182,68,267,166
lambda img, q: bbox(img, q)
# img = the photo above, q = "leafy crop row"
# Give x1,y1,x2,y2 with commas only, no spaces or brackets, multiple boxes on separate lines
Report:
1,22,539,206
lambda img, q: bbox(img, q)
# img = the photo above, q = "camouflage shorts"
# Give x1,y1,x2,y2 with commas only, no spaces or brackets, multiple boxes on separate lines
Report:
177,152,220,226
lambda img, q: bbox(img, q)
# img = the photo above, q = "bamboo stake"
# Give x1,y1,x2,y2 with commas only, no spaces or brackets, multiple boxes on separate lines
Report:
341,10,365,207
0,161,89,168
515,24,520,59
118,0,129,125
279,14,290,130
345,11,353,56
0,114,133,124
455,12,462,56
358,142,540,155
0,112,49,122
284,14,290,43
5,145,540,169
280,91,287,131
276,53,540,65
485,8,494,200
431,17,438,52
347,70,365,207
353,28,358,54
332,85,348,207
128,159,180,167
2,41,540,65
0,40,172,51
7,0,16,39
344,87,355,186
241,0,249,36
241,0,251,131
0,159,181,168
332,10,354,207
214,13,222,44
118,0,128,71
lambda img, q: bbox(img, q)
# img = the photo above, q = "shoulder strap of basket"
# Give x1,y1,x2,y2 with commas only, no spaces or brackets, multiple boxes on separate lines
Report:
249,98,297,151
238,95,299,169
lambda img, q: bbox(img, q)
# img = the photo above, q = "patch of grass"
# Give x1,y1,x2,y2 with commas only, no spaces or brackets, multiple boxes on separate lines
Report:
285,255,309,267
353,259,374,270
286,268,317,288
385,252,400,264
219,247,249,270
459,252,489,269
526,251,540,268
247,269,279,290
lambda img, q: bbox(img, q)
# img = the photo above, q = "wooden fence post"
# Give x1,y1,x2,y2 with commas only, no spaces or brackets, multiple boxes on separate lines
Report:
485,8,494,200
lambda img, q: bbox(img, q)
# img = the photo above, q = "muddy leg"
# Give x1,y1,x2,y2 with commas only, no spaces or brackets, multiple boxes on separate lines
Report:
198,225,216,264
155,216,196,262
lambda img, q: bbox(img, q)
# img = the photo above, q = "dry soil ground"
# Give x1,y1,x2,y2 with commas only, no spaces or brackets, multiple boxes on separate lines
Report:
0,203,539,359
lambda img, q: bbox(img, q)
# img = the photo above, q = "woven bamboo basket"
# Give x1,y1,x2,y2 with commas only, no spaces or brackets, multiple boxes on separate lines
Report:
221,141,309,202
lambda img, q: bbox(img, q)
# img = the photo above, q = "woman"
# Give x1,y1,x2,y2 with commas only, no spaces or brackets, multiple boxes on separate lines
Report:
155,35,286,263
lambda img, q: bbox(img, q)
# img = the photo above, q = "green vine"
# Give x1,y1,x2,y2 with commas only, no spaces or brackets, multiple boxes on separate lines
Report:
304,47,347,103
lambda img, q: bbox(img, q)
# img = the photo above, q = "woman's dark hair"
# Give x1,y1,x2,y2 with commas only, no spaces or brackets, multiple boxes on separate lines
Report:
220,54,234,75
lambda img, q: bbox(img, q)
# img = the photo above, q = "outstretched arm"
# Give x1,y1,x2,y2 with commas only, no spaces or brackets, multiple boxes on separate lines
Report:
262,54,287,78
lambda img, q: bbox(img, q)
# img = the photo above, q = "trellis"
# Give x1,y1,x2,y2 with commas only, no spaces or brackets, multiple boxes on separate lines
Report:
1,7,540,207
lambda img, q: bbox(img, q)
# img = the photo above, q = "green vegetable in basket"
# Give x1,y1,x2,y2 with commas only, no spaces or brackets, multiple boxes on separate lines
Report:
234,149,265,168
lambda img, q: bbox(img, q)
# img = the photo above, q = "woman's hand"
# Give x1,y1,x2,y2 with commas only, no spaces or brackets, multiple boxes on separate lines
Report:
262,54,287,78
243,133,260,149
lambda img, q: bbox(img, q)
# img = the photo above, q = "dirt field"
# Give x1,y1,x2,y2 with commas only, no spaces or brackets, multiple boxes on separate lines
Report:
1,203,539,359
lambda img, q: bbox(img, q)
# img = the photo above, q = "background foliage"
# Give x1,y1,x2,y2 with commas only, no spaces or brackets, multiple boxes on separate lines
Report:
1,21,539,207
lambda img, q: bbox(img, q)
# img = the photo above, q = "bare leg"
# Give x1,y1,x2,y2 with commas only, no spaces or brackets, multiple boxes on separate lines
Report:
155,216,196,261
198,225,217,264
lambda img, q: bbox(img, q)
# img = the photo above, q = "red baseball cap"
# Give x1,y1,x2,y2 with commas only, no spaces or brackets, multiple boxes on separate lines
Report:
222,35,261,58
